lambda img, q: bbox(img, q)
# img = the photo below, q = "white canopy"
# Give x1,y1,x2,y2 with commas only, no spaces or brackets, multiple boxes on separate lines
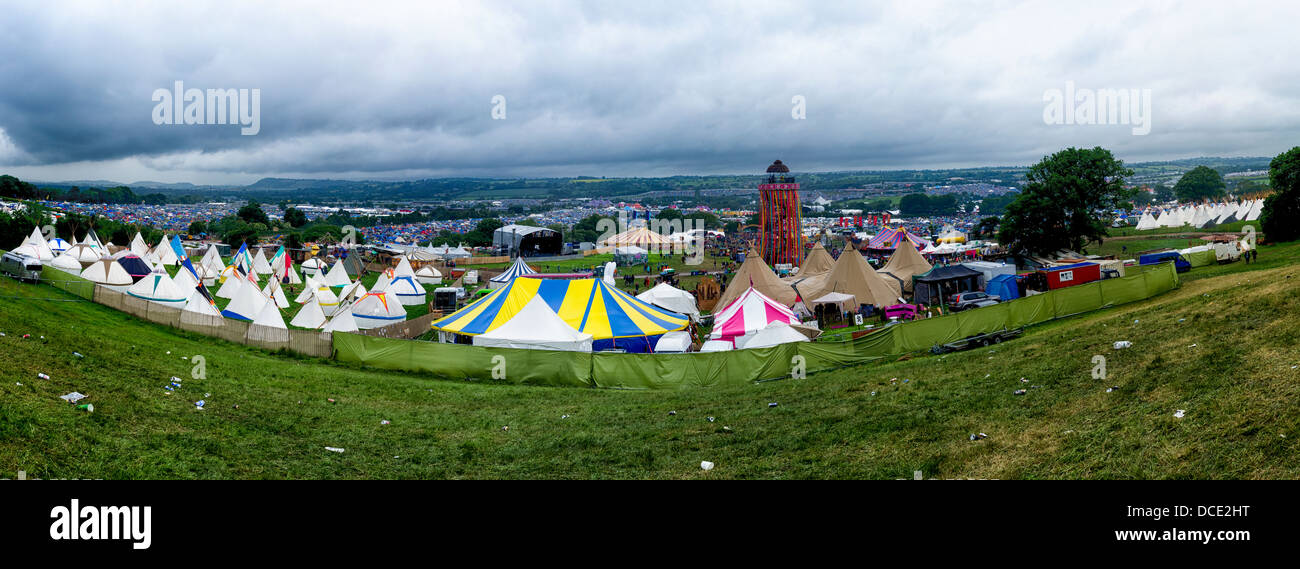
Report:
742,321,811,349
653,330,693,353
635,282,699,321
473,295,593,352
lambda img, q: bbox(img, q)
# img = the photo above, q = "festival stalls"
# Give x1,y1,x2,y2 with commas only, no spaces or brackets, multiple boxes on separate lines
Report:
130,233,151,256
300,257,325,276
879,239,933,293
289,294,328,329
601,226,672,250
636,282,700,321
743,321,811,350
709,287,800,347
415,265,443,285
432,277,689,353
936,226,968,244
714,247,798,311
986,273,1020,301
791,248,903,310
912,265,984,306
126,273,188,304
488,257,537,290
807,292,857,319
110,251,153,282
473,295,595,352
961,261,1016,285
80,259,133,286
322,259,352,288
864,226,931,251
797,242,835,276
349,290,407,329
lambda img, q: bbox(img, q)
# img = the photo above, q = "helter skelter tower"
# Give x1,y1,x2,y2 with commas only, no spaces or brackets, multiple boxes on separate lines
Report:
758,159,803,266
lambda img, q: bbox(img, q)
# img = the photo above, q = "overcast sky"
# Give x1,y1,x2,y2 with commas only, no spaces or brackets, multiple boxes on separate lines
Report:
0,0,1296,185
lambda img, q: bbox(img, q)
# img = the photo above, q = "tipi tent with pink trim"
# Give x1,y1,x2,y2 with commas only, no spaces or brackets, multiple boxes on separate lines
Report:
708,287,799,346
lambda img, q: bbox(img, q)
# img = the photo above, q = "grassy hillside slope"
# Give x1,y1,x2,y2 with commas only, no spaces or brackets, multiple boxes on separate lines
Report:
2,244,1298,479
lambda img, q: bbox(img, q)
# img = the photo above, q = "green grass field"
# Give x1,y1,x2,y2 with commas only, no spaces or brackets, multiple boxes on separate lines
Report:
2,242,1299,479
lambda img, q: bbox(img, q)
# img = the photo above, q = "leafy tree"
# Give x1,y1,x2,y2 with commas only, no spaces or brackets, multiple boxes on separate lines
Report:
223,221,260,247
998,147,1135,256
1261,147,1300,242
1152,184,1176,203
0,175,40,199
974,216,1001,239
283,207,308,228
285,231,303,250
1173,166,1226,202
237,200,270,226
188,220,208,236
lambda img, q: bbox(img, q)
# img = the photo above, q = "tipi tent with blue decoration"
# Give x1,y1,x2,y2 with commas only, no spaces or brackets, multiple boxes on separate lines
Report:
488,257,537,289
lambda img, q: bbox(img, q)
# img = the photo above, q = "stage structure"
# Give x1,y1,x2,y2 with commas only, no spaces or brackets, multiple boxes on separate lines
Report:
758,160,803,267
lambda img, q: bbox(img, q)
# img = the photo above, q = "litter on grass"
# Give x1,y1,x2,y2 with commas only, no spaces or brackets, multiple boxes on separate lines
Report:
1174,410,1186,418
60,392,86,403
325,447,345,453
1113,341,1132,349
700,461,715,471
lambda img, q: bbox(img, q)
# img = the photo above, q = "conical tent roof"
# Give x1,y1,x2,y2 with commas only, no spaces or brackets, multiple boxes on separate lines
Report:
323,259,352,287
743,321,811,349
200,245,225,274
222,279,269,320
49,252,84,272
601,226,672,247
153,236,179,265
290,295,327,329
252,248,273,274
714,247,797,311
47,237,71,254
24,227,54,260
322,309,359,332
126,273,188,304
490,257,537,283
80,259,133,286
295,276,321,303
795,249,902,308
251,298,287,329
130,232,150,256
799,242,834,275
880,240,933,293
216,272,246,299
373,269,393,292
182,290,222,317
262,278,290,309
710,287,800,341
393,256,416,277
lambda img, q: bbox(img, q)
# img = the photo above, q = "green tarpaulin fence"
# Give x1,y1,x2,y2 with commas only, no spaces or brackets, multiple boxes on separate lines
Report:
334,262,1178,389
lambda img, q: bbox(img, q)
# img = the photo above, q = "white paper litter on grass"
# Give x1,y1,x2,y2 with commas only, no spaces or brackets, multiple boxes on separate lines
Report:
60,392,86,403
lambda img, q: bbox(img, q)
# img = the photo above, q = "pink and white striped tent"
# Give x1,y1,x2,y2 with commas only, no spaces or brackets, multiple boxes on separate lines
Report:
709,287,800,346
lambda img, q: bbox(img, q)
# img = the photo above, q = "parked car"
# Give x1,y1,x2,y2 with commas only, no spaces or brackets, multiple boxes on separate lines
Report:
931,327,1024,354
949,291,1000,311
1,251,42,283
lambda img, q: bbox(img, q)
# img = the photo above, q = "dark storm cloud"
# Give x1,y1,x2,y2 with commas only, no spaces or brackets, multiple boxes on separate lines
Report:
1,0,1298,183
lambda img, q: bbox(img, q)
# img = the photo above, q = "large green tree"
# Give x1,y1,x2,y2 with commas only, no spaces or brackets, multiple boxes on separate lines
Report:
998,147,1135,256
1261,147,1300,242
1173,165,1226,202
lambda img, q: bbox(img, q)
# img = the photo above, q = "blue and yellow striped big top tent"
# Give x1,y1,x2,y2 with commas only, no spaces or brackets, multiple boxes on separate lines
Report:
432,278,689,353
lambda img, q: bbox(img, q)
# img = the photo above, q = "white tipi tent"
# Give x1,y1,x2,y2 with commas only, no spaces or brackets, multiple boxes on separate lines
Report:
221,280,269,321
289,295,327,329
216,272,246,299
251,298,287,329
200,245,225,275
262,278,290,309
322,309,360,333
252,248,273,275
130,232,151,256
350,290,405,329
126,273,188,304
152,237,179,265
323,259,351,287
